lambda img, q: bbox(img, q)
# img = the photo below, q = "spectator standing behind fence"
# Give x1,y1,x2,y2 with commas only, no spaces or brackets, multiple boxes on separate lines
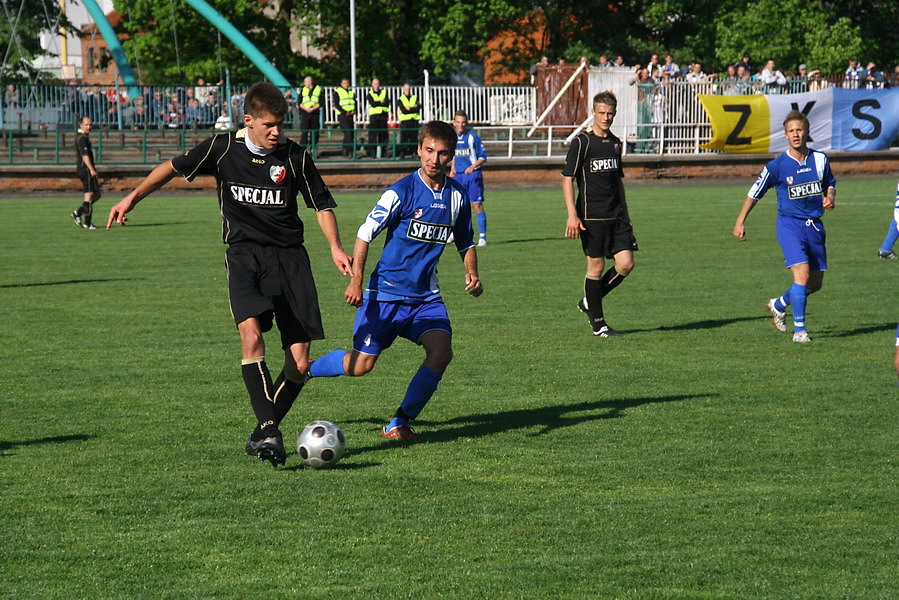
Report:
864,62,886,88
333,78,356,158
735,53,754,75
844,58,865,88
396,83,421,158
299,76,322,153
684,62,709,84
366,78,390,158
71,116,101,230
646,54,662,79
760,60,787,94
661,54,679,79
790,64,810,93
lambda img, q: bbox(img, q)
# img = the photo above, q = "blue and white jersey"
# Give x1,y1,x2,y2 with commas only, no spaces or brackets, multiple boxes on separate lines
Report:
357,170,475,302
748,149,836,219
453,129,487,172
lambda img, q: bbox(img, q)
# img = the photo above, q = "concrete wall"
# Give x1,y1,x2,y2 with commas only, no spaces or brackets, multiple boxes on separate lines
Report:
1,151,897,194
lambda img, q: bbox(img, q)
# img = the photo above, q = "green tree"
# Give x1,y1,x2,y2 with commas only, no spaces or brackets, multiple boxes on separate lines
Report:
0,0,73,81
113,0,316,85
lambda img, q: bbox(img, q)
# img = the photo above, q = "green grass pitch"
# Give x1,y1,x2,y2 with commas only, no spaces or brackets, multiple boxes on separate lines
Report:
1,177,896,598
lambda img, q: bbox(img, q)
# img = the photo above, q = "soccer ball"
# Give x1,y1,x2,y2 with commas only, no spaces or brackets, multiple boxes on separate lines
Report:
297,420,346,468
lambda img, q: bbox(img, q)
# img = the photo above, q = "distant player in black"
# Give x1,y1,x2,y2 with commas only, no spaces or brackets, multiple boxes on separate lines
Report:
71,116,101,230
107,82,352,467
561,91,636,337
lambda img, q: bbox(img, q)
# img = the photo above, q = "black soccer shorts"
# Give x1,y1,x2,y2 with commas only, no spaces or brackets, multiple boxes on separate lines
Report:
225,243,325,348
580,218,638,259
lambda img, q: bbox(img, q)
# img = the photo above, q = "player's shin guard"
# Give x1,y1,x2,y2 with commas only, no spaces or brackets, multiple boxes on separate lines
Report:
881,221,899,252
599,266,628,298
250,371,306,439
476,212,487,239
584,276,605,328
789,283,808,331
396,365,442,421
241,357,277,435
309,350,347,377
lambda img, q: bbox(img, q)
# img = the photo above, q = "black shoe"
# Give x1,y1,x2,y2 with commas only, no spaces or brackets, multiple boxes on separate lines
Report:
878,249,898,260
255,429,287,467
595,325,623,338
245,435,263,456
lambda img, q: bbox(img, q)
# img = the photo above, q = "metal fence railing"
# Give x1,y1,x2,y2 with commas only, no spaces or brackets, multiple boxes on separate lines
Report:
0,83,534,132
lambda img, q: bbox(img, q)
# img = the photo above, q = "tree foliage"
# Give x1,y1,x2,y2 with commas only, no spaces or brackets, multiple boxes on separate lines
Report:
9,1,896,85
1,0,73,81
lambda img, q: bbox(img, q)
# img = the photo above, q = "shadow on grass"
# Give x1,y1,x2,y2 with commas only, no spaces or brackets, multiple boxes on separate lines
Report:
343,393,716,455
624,315,763,333
493,237,562,245
828,322,896,338
0,278,139,289
0,434,94,456
118,222,192,228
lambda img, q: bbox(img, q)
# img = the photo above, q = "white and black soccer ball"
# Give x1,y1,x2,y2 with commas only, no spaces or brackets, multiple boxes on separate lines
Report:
297,420,346,468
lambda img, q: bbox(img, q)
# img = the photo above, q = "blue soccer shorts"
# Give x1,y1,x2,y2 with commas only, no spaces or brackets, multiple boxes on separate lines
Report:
453,170,484,204
352,298,452,355
776,216,827,271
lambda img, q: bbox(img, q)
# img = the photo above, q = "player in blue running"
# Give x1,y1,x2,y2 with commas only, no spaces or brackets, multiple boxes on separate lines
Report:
876,180,899,259
307,120,484,440
733,110,836,343
450,110,489,246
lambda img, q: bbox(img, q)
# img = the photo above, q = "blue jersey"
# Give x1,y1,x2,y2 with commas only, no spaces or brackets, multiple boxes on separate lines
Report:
358,170,475,302
454,129,487,172
748,149,836,219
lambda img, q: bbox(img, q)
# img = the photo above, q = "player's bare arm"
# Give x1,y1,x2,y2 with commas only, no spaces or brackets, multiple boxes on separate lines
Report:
314,209,352,275
106,161,178,229
344,237,370,307
465,158,486,175
823,187,836,211
461,247,483,297
733,196,758,241
82,154,98,177
561,176,584,239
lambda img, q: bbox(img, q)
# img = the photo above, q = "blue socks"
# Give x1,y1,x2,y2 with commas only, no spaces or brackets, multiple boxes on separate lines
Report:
309,350,347,377
881,221,899,252
396,365,442,422
789,283,808,332
476,212,487,240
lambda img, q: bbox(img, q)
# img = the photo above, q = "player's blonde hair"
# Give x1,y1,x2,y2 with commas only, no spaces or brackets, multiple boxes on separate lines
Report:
783,110,809,131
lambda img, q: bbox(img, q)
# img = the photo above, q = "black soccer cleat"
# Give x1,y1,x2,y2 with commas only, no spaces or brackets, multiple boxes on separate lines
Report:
255,429,287,468
245,435,263,457
595,325,623,338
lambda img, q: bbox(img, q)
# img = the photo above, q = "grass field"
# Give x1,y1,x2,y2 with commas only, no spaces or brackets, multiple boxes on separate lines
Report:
1,177,897,599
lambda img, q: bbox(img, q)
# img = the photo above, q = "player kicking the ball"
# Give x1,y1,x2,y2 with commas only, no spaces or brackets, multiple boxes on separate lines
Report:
107,82,352,467
306,120,483,440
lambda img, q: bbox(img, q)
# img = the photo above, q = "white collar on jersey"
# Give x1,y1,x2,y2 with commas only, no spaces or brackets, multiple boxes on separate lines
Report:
236,127,278,157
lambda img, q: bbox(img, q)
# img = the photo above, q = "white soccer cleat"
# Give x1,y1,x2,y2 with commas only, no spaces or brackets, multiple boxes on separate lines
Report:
767,298,787,332
477,237,487,247
792,331,811,343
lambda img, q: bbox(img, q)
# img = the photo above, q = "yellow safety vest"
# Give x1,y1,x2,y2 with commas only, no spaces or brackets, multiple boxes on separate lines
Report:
301,85,322,109
335,87,356,113
367,89,389,115
398,94,420,121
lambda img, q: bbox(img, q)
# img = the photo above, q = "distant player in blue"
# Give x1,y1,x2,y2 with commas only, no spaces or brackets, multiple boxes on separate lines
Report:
308,120,484,440
876,180,899,259
450,109,489,246
733,110,836,343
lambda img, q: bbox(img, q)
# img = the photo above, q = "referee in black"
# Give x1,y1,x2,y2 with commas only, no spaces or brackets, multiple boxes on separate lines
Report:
71,116,101,229
107,82,353,467
561,91,636,337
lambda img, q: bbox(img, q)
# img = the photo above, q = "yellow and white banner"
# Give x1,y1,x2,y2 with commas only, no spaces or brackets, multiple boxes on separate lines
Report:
699,87,899,153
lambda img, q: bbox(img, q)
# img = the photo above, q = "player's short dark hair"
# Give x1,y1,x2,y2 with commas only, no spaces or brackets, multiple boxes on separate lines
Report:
593,91,617,110
453,109,468,120
783,110,809,130
243,82,288,119
418,120,456,148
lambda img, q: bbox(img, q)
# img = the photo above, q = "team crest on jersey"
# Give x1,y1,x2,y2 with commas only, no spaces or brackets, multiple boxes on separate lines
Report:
786,176,794,185
413,208,423,218
270,165,286,183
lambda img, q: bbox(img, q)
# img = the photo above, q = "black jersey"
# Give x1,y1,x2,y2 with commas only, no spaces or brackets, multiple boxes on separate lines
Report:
561,130,625,220
75,131,93,172
172,129,336,247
